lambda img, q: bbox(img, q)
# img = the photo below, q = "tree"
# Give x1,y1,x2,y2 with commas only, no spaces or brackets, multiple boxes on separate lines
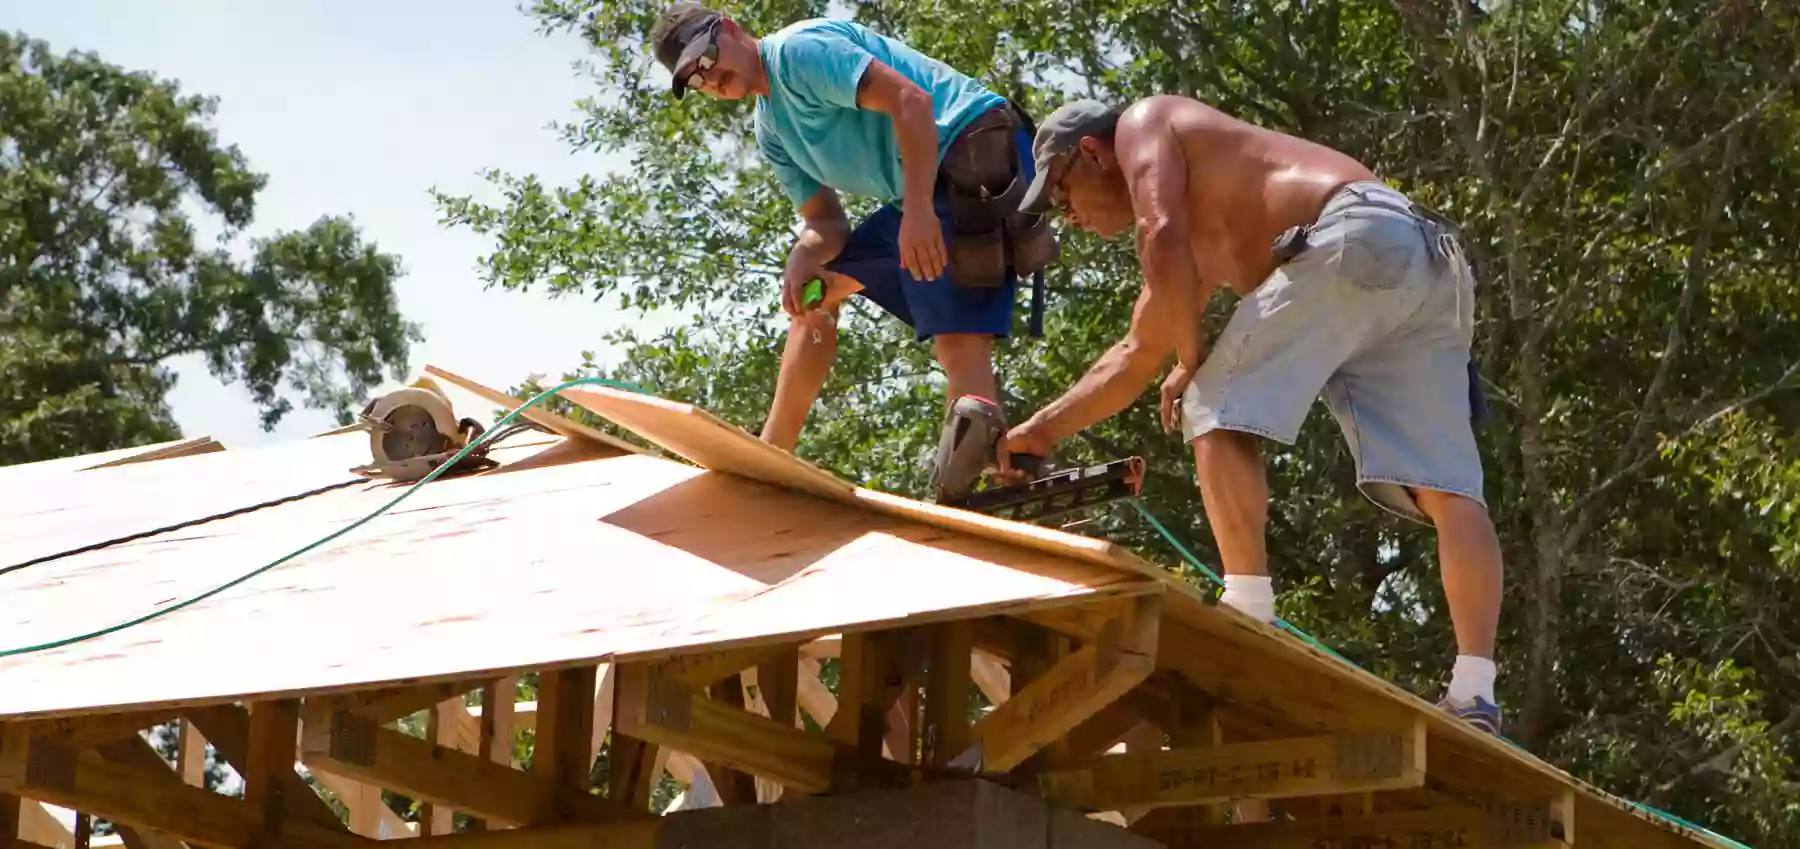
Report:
0,31,419,465
436,0,1800,843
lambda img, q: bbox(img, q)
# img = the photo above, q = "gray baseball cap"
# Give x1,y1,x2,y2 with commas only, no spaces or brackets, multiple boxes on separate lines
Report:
1017,99,1120,214
650,2,723,99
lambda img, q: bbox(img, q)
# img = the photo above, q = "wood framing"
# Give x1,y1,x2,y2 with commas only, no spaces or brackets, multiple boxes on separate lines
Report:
1041,719,1428,811
183,703,348,831
961,595,1161,773
297,703,637,828
0,372,1748,849
14,711,175,751
0,726,351,849
613,663,840,793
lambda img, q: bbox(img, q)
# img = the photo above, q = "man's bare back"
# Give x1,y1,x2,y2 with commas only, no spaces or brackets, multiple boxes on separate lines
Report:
1123,95,1376,297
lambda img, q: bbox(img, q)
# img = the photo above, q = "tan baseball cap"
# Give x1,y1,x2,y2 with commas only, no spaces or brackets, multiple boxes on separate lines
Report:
1017,99,1119,214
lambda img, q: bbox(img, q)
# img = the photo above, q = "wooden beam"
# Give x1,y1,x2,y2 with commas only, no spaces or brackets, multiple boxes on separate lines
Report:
18,799,74,849
1145,804,1570,849
1,793,20,849
970,651,1010,707
89,736,222,849
704,675,759,805
961,594,1160,774
176,719,206,787
334,680,482,726
1040,720,1428,811
823,632,886,756
921,621,973,766
755,648,801,733
16,712,175,751
0,728,269,849
292,819,662,849
604,734,661,811
649,642,803,689
534,666,599,821
796,658,837,728
474,676,519,830
299,705,634,828
246,699,301,834
183,703,348,831
614,664,840,794
421,699,458,836
310,769,411,839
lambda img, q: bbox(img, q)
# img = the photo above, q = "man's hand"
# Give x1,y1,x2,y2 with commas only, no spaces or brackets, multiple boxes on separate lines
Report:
781,259,823,318
1159,360,1199,434
898,202,946,281
994,419,1057,484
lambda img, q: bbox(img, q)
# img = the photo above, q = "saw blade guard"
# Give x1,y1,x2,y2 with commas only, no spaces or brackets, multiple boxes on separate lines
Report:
361,386,463,466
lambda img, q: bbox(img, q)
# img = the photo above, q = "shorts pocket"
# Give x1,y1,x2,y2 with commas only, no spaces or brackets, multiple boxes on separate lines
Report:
1336,211,1424,292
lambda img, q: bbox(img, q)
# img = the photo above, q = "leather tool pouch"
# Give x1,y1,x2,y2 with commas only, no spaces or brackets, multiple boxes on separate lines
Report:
938,104,1060,288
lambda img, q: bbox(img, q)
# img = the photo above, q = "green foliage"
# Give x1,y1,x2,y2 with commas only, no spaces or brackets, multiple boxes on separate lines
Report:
438,0,1800,844
0,31,420,464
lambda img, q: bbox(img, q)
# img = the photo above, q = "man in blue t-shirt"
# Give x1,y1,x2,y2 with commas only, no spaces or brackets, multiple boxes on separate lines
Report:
649,3,1057,462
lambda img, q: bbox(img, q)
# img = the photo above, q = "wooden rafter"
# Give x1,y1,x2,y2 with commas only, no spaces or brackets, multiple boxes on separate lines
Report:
613,664,840,794
183,703,348,831
0,726,354,849
960,594,1160,774
296,703,639,828
1041,719,1428,811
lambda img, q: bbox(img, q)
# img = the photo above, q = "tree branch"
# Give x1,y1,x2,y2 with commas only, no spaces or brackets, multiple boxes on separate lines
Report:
1527,71,1796,350
1564,131,1739,545
1660,705,1800,793
1563,357,1800,525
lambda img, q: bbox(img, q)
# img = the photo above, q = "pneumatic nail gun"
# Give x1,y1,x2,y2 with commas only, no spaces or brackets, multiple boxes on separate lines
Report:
929,394,1146,524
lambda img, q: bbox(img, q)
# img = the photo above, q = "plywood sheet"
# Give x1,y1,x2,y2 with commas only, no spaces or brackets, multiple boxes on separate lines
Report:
422,365,645,458
557,385,857,503
0,432,375,571
0,451,1148,720
0,438,204,482
551,381,1169,581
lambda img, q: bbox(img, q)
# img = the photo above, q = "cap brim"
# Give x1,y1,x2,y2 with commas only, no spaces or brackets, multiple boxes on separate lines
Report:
1017,160,1057,215
668,32,714,98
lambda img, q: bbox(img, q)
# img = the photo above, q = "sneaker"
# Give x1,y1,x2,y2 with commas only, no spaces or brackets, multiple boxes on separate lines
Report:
1439,695,1503,736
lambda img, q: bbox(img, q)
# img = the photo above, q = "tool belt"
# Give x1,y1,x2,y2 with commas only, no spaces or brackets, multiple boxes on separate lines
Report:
936,102,1058,335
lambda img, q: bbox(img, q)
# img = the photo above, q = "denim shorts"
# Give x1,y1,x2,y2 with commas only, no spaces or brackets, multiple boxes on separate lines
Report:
1179,181,1485,524
822,124,1035,341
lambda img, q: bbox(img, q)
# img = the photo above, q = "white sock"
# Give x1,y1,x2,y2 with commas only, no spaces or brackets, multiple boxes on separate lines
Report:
1219,575,1276,623
1446,655,1497,704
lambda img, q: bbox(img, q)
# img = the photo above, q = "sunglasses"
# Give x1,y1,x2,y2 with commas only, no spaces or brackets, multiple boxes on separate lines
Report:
681,28,721,92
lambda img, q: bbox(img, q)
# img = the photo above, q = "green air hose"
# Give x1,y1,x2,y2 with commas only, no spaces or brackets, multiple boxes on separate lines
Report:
0,376,649,659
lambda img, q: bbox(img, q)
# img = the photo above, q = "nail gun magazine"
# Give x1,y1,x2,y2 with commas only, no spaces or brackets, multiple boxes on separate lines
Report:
929,394,1144,525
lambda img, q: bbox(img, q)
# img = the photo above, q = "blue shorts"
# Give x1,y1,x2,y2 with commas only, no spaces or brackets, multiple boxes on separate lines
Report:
824,124,1037,341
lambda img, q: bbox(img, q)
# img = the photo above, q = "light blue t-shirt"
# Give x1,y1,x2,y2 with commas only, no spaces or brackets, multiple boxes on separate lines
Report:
753,19,1005,208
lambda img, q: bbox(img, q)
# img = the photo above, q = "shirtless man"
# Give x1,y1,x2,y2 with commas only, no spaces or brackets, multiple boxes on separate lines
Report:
995,96,1505,733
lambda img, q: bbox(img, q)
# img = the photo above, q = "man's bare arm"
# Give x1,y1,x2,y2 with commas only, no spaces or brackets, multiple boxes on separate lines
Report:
781,186,851,316
793,186,849,264
1117,110,1209,370
1014,281,1177,445
855,60,945,279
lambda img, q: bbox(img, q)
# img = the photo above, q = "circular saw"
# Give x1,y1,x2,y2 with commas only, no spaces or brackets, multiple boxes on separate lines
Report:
348,378,498,483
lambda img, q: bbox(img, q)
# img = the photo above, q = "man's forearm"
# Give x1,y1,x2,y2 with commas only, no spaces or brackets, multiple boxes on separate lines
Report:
1027,338,1166,443
892,89,939,209
791,219,849,269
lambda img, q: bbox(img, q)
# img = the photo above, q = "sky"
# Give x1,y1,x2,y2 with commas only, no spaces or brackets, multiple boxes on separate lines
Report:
8,0,667,448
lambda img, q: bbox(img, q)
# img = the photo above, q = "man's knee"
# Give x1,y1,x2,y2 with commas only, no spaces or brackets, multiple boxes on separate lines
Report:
1192,428,1260,467
933,332,994,378
1411,488,1493,529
